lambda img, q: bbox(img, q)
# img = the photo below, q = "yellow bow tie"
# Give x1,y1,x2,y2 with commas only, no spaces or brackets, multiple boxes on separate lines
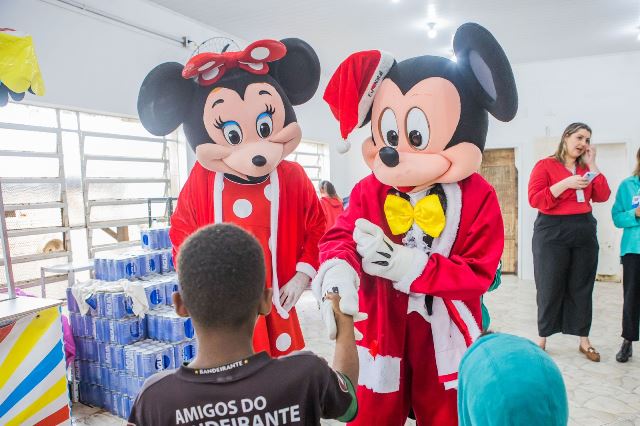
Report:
384,193,446,237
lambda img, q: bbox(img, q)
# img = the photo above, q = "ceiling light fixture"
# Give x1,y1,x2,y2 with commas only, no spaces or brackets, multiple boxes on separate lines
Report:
427,22,437,39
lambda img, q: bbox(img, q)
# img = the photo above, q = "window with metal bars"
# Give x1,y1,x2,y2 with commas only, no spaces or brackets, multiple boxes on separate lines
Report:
286,140,330,193
0,103,183,295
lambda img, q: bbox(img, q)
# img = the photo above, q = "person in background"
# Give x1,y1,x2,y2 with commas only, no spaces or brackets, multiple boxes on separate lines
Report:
128,224,358,425
457,332,568,426
611,147,640,363
528,122,611,361
319,180,344,231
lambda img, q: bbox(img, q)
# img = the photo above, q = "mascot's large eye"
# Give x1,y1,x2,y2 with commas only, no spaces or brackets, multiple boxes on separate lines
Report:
380,108,399,147
406,107,430,150
256,112,273,138
222,121,243,145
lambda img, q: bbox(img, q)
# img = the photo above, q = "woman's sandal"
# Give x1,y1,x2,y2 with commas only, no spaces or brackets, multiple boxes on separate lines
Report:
579,346,601,362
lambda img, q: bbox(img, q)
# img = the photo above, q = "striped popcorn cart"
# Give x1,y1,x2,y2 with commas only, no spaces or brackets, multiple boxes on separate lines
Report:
0,296,71,425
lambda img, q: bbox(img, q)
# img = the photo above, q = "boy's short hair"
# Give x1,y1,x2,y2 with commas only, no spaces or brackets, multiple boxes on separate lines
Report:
177,224,266,328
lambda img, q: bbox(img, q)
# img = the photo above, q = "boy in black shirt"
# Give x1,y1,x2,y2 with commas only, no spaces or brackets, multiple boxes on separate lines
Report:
128,224,358,425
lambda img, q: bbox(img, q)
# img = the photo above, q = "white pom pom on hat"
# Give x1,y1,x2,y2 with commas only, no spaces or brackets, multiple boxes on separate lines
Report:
324,50,394,154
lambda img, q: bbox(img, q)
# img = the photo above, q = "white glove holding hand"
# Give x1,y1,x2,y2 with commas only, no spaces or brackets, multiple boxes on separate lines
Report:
279,271,309,312
353,218,428,292
312,260,366,340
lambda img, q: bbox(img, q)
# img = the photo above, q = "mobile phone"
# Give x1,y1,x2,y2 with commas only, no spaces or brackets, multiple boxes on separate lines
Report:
584,171,598,182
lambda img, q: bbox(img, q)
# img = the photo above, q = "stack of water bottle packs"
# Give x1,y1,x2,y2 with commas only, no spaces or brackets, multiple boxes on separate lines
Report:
93,226,174,281
68,226,198,419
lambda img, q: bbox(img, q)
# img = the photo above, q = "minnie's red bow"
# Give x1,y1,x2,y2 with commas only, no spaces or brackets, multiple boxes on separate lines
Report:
182,39,287,86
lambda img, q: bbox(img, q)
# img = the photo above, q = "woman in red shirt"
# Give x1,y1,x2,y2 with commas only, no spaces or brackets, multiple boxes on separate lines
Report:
319,180,344,232
528,122,611,362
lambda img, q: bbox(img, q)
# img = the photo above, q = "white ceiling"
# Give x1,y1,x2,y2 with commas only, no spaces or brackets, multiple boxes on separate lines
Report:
149,0,640,75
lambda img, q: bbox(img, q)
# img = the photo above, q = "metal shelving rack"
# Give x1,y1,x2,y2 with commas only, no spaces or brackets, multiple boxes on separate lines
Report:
79,128,173,257
0,111,73,290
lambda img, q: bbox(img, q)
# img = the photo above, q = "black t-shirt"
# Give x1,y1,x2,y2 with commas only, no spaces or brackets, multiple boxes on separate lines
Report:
127,351,357,425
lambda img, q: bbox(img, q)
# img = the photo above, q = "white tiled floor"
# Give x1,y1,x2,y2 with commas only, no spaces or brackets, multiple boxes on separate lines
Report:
72,276,640,425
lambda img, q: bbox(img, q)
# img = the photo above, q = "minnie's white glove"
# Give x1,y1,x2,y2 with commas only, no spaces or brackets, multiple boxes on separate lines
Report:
312,260,366,340
353,218,428,293
279,272,309,312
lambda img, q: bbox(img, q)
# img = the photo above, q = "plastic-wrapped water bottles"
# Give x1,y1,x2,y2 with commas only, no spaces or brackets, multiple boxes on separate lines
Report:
141,226,171,250
67,287,79,313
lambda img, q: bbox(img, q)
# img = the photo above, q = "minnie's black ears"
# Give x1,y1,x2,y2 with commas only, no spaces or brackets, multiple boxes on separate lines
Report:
454,23,518,122
269,38,321,105
137,62,195,136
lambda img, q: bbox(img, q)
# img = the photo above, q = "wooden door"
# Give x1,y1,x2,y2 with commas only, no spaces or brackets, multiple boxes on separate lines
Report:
479,149,518,274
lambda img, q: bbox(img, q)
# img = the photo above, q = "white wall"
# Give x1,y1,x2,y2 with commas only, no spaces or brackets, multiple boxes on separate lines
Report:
0,0,246,117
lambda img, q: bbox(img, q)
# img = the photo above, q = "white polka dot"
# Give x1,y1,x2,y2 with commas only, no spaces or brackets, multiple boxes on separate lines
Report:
197,61,217,72
275,333,292,352
245,62,264,71
233,199,252,218
201,66,220,81
264,184,272,201
251,47,270,60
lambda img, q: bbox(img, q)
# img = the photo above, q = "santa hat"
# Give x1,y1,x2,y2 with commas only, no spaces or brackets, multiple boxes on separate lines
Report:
323,50,395,153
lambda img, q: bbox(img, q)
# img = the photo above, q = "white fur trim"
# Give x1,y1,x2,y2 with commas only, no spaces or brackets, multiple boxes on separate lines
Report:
357,51,395,128
430,182,462,257
213,172,224,224
452,300,482,341
444,380,458,390
311,258,357,302
407,293,431,323
430,297,467,382
393,249,428,294
356,345,401,394
295,262,317,280
269,169,288,319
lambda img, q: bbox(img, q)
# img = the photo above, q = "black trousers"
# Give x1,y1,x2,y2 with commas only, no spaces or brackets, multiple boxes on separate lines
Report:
622,253,640,341
532,213,599,337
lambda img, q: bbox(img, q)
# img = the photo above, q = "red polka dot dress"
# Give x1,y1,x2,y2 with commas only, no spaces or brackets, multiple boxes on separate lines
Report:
221,177,305,356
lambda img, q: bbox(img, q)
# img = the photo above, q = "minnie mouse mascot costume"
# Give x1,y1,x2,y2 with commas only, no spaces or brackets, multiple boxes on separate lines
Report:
313,23,518,424
138,38,325,356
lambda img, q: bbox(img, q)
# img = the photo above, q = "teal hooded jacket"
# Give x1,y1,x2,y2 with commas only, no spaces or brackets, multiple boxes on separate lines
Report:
458,333,568,426
611,175,640,256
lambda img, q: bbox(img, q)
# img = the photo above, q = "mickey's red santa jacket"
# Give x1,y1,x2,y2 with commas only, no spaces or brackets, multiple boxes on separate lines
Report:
170,160,325,354
318,172,503,390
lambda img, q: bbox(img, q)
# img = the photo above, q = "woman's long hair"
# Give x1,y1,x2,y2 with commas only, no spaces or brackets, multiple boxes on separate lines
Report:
634,147,640,177
553,122,592,167
319,180,341,201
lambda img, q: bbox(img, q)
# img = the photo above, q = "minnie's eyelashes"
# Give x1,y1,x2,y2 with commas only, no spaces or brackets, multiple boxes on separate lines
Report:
265,104,276,115
213,117,225,129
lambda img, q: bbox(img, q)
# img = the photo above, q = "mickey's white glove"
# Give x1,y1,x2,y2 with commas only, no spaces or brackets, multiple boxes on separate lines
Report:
279,272,309,312
312,260,366,340
353,218,428,293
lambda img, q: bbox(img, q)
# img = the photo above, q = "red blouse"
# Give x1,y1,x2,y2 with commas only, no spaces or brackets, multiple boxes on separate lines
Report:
528,157,611,215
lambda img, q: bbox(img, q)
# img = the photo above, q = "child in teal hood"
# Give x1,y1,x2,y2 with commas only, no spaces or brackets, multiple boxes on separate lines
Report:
458,333,568,426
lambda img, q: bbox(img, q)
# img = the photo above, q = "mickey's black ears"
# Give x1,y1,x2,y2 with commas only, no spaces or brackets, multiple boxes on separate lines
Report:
269,38,320,105
453,23,518,122
137,62,195,136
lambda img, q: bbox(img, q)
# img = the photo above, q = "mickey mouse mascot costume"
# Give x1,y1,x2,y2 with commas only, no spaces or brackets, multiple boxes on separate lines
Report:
313,23,518,424
138,39,325,356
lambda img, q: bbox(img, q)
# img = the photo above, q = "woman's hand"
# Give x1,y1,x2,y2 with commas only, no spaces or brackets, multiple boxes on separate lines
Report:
583,145,597,168
563,175,589,190
550,174,588,198
635,206,640,218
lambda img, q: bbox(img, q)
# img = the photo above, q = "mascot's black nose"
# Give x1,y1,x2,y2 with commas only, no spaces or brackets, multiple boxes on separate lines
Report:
252,155,267,167
379,147,399,168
